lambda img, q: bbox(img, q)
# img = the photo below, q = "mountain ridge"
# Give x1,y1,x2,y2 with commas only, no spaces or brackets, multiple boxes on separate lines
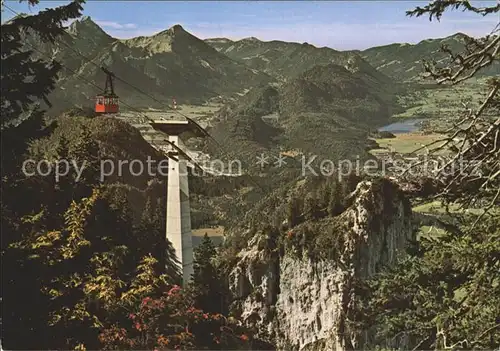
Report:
205,35,362,81
359,32,500,81
21,16,498,116
25,17,274,114
205,32,499,82
208,61,392,165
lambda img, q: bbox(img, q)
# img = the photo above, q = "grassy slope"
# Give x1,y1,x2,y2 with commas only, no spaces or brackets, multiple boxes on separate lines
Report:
412,199,498,239
393,78,493,120
370,133,444,155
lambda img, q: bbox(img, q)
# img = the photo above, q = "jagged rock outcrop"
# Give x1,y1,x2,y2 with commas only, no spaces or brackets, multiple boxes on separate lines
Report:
229,179,414,350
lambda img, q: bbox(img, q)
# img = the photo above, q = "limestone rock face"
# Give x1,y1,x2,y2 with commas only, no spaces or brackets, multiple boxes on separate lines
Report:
229,233,280,337
229,180,414,350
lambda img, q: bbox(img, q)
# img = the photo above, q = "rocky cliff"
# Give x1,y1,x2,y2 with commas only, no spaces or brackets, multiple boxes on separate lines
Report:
229,179,414,350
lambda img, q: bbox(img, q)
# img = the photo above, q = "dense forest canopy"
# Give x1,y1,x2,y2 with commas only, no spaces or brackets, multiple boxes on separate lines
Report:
1,0,498,350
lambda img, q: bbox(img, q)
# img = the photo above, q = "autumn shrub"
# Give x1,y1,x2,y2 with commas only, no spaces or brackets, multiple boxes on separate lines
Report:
99,285,252,350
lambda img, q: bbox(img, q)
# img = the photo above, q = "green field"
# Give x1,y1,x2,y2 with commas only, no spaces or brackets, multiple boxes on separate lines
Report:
144,103,222,122
418,225,447,238
413,200,499,239
370,132,445,155
413,200,488,215
394,78,490,120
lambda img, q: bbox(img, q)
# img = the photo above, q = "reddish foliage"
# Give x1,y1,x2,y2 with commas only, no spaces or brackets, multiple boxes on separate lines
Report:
167,285,181,296
99,285,251,350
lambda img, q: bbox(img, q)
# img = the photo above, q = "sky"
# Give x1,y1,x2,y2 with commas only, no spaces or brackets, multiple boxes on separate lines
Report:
2,1,499,50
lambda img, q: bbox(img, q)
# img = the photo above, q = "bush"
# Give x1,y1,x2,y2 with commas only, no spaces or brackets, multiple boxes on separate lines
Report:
378,130,396,138
99,285,253,350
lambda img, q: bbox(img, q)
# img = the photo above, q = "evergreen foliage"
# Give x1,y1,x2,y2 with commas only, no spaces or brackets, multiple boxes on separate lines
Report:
1,0,83,179
350,2,500,350
2,1,498,350
191,234,228,315
0,2,255,349
328,178,345,217
1,0,84,127
354,218,500,349
287,195,303,228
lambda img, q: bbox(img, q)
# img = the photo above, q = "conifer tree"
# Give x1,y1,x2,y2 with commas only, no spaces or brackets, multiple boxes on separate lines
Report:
1,0,85,176
69,125,100,192
1,0,84,127
320,180,332,210
328,179,345,216
55,134,70,160
53,135,74,221
191,234,226,314
288,195,302,228
304,193,320,220
345,172,361,193
136,196,179,280
354,2,500,349
1,4,85,347
1,0,85,195
151,196,180,280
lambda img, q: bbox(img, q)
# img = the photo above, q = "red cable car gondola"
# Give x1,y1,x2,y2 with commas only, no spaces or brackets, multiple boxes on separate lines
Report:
95,68,119,114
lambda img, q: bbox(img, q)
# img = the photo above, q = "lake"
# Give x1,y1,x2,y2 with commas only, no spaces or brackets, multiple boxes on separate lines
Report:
378,118,424,134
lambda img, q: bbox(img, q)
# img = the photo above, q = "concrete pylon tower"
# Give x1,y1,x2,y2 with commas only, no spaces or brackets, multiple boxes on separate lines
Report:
150,119,206,285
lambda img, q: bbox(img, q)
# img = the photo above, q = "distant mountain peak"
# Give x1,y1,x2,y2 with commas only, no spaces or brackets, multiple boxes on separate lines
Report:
73,15,98,27
301,42,316,48
205,38,234,43
169,24,185,33
450,32,468,38
67,15,109,38
242,36,260,42
153,24,190,39
123,22,228,57
446,32,471,41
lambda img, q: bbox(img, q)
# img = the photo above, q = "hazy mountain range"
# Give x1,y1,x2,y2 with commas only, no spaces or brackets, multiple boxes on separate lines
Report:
207,32,500,83
26,16,273,112
22,16,498,114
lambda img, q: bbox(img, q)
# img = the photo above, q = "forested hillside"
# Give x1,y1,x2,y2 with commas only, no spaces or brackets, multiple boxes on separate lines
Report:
2,0,499,350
